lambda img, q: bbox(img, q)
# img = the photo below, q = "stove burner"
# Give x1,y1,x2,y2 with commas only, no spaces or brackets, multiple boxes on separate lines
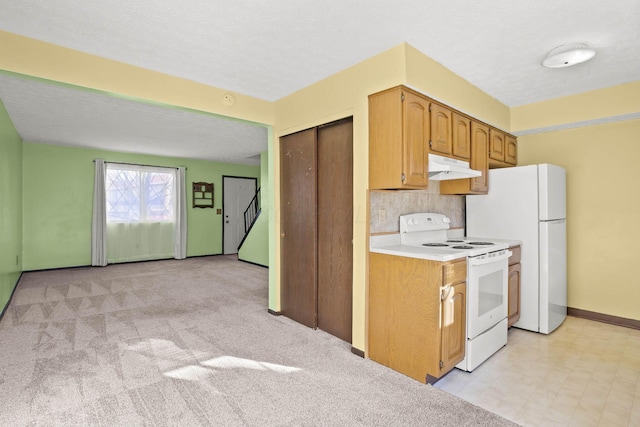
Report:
468,242,495,246
446,240,464,243
422,243,449,247
452,245,474,249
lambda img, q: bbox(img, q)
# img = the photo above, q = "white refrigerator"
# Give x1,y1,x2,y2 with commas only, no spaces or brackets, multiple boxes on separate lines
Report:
466,164,567,334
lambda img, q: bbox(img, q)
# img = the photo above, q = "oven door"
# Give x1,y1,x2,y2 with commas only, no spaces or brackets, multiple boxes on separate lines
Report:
467,250,510,339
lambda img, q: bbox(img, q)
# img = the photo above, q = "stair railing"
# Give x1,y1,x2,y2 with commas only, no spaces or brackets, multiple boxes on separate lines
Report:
239,187,261,249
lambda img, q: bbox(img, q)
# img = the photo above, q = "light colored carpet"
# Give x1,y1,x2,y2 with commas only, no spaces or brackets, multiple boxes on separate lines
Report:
0,256,518,426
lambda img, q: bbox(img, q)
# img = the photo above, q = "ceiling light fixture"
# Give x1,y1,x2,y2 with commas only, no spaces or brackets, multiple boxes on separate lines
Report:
541,43,596,68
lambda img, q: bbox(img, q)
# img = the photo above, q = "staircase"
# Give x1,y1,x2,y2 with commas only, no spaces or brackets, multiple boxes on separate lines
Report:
238,187,260,250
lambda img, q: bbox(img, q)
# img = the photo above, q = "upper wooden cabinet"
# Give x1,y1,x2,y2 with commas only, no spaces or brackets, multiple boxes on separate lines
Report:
505,135,518,165
427,105,471,160
440,120,489,195
369,87,430,189
489,129,505,162
369,85,516,190
489,130,518,168
429,103,453,156
470,122,490,193
451,113,471,160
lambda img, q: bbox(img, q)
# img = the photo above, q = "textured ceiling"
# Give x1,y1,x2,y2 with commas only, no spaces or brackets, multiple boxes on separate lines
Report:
0,74,267,165
0,0,638,161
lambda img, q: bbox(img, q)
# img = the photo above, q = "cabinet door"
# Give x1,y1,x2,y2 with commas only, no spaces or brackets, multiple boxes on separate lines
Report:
508,263,521,327
505,136,517,165
440,282,466,374
429,103,452,155
489,129,505,162
470,121,489,193
452,113,471,159
402,91,430,187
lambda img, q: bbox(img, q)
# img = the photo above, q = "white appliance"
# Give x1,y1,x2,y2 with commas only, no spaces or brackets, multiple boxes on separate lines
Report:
428,153,482,181
457,249,509,373
371,213,512,372
466,164,567,334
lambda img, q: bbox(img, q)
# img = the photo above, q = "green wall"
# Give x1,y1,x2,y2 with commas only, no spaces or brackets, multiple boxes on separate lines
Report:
238,150,269,266
0,99,23,313
23,142,260,270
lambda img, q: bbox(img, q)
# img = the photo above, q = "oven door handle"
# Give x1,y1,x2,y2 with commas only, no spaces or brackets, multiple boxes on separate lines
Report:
468,250,512,266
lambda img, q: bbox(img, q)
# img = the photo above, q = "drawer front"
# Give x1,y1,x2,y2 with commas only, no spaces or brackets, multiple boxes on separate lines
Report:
443,260,467,286
509,245,521,265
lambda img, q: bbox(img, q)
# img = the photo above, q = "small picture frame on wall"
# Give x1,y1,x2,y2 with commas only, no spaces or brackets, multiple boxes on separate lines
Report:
192,182,214,208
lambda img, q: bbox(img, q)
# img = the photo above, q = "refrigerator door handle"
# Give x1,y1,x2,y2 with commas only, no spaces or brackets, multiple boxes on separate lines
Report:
540,219,566,224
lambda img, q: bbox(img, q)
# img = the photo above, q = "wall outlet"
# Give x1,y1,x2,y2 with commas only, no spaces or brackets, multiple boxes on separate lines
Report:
378,209,386,223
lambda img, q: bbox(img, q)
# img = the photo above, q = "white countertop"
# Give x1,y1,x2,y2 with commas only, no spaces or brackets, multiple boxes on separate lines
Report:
369,233,522,262
369,234,465,262
370,243,468,262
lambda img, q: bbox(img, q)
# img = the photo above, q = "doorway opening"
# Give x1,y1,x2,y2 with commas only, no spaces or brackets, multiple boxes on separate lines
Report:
222,176,258,255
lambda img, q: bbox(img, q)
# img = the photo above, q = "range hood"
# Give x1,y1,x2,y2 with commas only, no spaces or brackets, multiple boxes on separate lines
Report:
428,153,482,181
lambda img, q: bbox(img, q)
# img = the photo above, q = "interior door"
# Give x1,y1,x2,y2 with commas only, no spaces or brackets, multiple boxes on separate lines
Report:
223,176,257,254
279,128,318,329
317,118,353,343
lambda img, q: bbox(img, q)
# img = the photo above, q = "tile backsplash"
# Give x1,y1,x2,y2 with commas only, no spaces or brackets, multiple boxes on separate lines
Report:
370,181,465,233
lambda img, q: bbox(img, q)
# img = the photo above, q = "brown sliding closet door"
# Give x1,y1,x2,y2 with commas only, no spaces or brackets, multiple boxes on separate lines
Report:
279,117,353,343
279,128,318,329
317,119,353,343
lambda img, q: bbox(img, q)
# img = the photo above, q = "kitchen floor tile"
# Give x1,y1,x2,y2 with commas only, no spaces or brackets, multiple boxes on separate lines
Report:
434,316,640,427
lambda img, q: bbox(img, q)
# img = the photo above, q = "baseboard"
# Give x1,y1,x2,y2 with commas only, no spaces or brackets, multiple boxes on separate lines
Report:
267,309,281,316
238,259,268,268
568,307,640,330
350,346,365,358
0,272,23,323
24,264,92,273
23,254,229,273
188,253,223,258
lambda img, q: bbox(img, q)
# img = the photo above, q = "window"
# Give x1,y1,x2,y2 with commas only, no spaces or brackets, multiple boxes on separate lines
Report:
92,159,186,266
106,164,175,223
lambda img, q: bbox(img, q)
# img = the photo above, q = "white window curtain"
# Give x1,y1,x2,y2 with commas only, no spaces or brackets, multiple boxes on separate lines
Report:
91,159,107,266
91,161,187,265
174,166,187,259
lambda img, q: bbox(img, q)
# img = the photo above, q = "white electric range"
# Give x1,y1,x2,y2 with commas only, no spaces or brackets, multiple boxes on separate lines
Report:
370,212,517,372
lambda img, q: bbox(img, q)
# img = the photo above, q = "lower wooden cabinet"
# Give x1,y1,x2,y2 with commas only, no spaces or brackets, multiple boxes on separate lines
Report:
508,245,521,327
369,253,466,383
440,281,466,375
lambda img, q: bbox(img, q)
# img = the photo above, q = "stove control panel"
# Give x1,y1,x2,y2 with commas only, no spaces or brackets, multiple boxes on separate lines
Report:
400,213,450,234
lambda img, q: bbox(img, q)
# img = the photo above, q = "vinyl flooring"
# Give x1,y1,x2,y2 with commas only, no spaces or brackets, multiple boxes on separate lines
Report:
434,316,640,426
